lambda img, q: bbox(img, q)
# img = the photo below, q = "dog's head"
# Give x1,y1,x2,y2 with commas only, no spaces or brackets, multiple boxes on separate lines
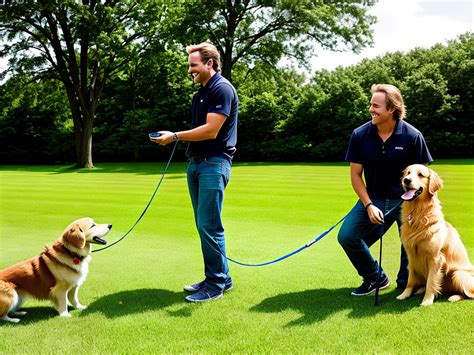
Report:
401,164,443,201
61,218,112,249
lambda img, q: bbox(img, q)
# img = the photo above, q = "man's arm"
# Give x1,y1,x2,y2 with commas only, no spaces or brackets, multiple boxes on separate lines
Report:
350,162,384,225
152,113,227,145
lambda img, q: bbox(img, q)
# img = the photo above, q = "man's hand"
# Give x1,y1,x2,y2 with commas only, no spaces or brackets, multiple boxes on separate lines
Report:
150,131,174,145
367,204,385,225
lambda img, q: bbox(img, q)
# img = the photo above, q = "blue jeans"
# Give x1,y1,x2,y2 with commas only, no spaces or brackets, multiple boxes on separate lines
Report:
187,155,232,292
337,199,408,287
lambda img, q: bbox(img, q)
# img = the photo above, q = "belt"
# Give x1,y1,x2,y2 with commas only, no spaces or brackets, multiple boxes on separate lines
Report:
188,153,233,163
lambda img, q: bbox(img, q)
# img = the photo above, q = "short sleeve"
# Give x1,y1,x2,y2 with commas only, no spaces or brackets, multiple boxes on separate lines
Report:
207,83,234,117
345,130,362,163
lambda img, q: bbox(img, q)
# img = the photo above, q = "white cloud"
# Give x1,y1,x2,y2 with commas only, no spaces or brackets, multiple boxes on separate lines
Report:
309,0,473,72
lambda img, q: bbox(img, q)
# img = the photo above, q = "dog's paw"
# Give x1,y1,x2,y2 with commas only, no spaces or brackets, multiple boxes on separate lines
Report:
75,304,87,310
420,298,434,306
2,316,20,323
59,312,72,318
448,294,464,302
396,290,412,300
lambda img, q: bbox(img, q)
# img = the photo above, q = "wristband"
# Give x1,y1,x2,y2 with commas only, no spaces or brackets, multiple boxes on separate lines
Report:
365,202,373,210
172,132,179,142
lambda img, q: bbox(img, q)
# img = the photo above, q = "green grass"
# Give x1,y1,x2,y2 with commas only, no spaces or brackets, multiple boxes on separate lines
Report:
1,160,473,353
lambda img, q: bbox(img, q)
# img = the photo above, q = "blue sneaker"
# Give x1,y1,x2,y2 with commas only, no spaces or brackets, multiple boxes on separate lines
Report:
351,276,390,296
183,279,233,293
185,288,223,303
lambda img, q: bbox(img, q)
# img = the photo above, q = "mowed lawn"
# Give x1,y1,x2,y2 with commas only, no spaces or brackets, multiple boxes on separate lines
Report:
0,159,473,353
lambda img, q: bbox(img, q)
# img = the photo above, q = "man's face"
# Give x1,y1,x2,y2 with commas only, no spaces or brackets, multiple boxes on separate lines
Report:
369,92,394,125
188,51,212,85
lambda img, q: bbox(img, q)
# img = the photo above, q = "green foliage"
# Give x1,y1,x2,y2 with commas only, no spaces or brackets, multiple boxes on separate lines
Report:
1,24,473,162
0,77,73,163
174,0,376,80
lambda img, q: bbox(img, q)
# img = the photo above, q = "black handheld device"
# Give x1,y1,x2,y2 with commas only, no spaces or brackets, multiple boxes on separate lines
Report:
149,132,161,139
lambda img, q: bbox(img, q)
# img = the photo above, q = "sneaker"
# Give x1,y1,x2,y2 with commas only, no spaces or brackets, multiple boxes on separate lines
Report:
185,288,223,303
183,279,233,293
351,276,390,296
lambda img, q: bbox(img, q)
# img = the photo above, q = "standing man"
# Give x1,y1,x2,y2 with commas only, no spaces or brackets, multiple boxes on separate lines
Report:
151,42,238,302
338,84,432,296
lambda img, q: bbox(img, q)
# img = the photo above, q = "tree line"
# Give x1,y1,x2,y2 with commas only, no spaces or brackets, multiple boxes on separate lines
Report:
1,0,377,167
0,2,472,164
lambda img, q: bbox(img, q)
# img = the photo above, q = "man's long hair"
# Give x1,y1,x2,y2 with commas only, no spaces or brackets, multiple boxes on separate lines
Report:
371,84,406,120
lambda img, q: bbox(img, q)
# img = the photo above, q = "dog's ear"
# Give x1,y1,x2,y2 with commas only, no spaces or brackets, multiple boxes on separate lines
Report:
62,223,86,249
428,168,443,195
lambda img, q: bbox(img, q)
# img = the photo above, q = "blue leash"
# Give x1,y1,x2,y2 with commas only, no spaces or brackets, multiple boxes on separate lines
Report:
93,140,403,273
223,213,349,267
92,141,178,253
205,199,404,267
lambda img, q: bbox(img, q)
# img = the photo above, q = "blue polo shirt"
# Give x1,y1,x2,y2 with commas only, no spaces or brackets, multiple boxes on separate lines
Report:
345,119,433,199
186,73,238,158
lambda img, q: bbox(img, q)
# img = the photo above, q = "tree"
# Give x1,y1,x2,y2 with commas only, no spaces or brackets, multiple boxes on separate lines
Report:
0,76,73,163
0,0,168,167
179,0,377,82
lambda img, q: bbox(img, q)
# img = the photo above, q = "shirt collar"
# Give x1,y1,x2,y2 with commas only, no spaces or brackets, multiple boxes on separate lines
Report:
369,119,403,136
201,72,220,89
393,119,403,134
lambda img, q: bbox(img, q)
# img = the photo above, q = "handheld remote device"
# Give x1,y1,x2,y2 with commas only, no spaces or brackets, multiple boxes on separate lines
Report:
149,132,161,139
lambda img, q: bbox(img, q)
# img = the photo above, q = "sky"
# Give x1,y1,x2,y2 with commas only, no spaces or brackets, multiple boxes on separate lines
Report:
308,0,474,72
0,0,472,75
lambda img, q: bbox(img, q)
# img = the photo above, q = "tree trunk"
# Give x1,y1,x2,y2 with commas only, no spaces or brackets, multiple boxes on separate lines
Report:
63,82,95,168
78,116,94,168
221,48,233,82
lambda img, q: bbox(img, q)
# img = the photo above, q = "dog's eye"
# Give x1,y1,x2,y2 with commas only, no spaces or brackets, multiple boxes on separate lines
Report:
91,223,96,228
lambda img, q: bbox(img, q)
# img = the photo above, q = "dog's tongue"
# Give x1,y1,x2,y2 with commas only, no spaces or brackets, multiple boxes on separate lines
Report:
401,189,417,201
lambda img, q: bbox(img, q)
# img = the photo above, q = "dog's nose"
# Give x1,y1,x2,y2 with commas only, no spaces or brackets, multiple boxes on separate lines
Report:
403,177,411,185
108,224,112,230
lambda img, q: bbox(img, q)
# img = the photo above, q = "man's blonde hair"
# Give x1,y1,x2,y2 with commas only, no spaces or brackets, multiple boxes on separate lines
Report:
371,84,406,120
186,42,221,72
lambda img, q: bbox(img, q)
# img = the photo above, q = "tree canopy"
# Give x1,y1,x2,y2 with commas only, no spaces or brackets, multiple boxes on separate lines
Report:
1,0,168,167
178,0,376,81
1,2,472,165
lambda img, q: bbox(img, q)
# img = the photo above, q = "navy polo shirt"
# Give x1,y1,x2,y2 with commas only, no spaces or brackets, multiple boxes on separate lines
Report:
345,119,433,199
186,73,238,158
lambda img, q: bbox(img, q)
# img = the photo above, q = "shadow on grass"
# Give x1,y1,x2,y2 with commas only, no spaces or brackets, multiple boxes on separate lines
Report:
0,306,58,326
0,289,196,325
80,288,196,319
250,288,421,327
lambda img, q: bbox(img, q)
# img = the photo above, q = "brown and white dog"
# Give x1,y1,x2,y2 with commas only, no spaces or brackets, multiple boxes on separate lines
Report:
397,164,474,306
0,218,111,322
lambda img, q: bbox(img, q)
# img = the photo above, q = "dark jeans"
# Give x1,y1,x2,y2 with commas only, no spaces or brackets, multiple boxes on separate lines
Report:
337,199,408,287
187,154,232,292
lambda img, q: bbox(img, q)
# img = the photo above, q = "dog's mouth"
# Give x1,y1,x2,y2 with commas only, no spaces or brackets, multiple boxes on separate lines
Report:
401,187,423,201
92,236,107,245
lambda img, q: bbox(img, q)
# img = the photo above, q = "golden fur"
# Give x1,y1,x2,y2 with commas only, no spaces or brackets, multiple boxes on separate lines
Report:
397,164,474,306
0,218,111,322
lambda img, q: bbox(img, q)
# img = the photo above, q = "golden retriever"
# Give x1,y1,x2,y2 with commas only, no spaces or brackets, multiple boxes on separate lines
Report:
397,164,474,306
0,218,111,322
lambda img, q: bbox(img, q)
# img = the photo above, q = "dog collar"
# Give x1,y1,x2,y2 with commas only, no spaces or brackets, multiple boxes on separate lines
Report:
406,208,416,225
61,244,85,264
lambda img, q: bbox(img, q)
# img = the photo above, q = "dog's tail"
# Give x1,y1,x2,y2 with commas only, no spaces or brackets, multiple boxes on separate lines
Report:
451,267,474,299
0,280,18,317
